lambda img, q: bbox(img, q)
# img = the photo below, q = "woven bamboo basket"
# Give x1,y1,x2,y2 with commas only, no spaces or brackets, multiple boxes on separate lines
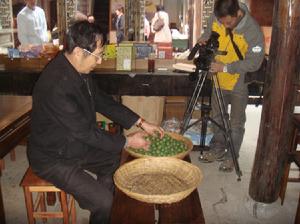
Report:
125,132,193,159
114,157,202,204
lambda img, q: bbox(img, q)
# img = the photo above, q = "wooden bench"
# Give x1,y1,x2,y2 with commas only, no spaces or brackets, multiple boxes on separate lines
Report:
110,150,205,224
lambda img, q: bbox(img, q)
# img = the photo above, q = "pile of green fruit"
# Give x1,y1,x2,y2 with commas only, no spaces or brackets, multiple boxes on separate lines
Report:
128,134,188,157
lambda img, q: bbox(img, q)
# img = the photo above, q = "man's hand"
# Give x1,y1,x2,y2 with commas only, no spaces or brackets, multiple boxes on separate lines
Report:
126,131,150,150
210,62,225,73
140,120,164,138
197,39,207,46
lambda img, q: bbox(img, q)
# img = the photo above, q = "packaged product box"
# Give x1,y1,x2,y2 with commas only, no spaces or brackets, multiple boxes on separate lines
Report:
104,44,116,59
122,96,165,135
134,43,152,59
116,42,135,71
157,42,173,59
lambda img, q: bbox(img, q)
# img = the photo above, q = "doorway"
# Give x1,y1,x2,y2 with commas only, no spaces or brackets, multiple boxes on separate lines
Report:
93,0,110,39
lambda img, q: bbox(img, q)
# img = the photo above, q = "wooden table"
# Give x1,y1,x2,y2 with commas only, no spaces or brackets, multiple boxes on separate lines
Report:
110,150,205,224
0,95,32,224
0,69,262,104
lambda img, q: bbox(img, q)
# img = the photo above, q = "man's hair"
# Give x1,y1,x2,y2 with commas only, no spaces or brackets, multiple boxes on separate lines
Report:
116,5,124,13
214,0,240,18
65,20,104,54
156,5,165,12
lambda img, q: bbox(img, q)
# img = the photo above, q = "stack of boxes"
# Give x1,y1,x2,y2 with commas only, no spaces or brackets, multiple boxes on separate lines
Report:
100,41,174,71
156,42,173,59
104,44,116,59
134,43,152,59
116,42,135,71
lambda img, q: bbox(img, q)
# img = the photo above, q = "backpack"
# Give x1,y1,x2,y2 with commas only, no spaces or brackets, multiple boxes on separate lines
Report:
153,13,165,32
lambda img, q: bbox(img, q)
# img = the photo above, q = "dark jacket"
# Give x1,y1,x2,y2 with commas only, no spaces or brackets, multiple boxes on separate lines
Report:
28,52,139,168
115,14,125,43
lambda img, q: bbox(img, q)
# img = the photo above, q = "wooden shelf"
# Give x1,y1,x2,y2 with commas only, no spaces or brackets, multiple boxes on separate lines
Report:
0,42,14,47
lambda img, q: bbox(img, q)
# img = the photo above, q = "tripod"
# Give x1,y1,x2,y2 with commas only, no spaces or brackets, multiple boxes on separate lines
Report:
180,69,242,181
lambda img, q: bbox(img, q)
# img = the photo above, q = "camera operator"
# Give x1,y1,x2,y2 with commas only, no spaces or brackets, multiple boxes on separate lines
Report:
198,0,264,172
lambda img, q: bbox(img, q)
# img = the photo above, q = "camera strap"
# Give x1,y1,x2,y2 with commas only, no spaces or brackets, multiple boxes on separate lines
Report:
227,28,267,87
227,28,244,61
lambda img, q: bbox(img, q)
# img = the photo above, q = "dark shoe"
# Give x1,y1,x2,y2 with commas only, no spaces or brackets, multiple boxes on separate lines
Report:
210,144,226,161
199,151,217,163
215,150,226,161
199,150,226,163
219,159,234,172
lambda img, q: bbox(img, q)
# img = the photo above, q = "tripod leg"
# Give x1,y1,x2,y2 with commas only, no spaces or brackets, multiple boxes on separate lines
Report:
200,118,207,149
199,107,211,152
212,74,242,180
181,71,209,134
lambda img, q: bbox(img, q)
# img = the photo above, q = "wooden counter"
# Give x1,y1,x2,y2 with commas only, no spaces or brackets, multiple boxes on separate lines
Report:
0,95,32,224
0,56,262,102
92,69,211,96
0,68,212,97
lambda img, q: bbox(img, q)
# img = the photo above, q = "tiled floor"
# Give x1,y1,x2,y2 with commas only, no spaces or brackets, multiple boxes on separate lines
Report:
2,105,299,223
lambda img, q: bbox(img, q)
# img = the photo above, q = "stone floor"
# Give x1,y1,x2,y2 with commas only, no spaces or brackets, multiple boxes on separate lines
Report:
2,105,299,223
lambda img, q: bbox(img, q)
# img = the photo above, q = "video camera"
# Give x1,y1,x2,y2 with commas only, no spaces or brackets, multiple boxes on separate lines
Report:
188,31,220,71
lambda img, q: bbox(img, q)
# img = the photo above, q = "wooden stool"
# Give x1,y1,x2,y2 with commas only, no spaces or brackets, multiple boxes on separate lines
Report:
0,137,27,170
295,192,300,224
280,114,300,205
20,167,76,224
0,149,16,170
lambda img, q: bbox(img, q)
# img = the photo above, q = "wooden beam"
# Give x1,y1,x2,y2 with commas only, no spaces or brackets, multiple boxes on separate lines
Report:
188,0,194,49
249,0,300,203
57,0,66,45
192,0,202,46
249,0,274,26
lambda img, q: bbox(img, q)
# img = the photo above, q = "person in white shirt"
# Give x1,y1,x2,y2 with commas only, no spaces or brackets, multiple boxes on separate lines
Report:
144,17,150,41
17,0,48,46
151,5,172,43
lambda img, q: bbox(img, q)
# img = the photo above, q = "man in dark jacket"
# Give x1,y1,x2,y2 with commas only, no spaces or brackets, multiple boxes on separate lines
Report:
28,21,164,224
114,5,125,44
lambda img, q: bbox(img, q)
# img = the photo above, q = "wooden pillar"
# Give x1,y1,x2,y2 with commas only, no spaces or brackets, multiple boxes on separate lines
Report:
57,0,66,45
249,0,274,26
249,0,300,203
192,0,202,46
188,0,194,49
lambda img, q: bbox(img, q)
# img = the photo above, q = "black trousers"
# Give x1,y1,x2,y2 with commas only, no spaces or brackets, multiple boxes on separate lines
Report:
31,149,121,224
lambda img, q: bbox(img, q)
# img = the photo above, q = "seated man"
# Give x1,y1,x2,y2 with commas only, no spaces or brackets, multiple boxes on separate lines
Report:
28,20,164,224
17,0,48,45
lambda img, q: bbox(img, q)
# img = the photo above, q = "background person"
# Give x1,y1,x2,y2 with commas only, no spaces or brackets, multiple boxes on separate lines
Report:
28,21,164,224
17,0,48,46
144,17,151,41
87,14,95,23
198,0,264,172
114,6,125,44
74,11,88,21
151,5,172,43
